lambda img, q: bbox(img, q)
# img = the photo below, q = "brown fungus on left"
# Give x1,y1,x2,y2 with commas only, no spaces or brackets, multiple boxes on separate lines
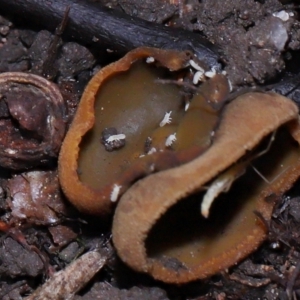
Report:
59,47,228,216
112,92,300,284
0,72,66,170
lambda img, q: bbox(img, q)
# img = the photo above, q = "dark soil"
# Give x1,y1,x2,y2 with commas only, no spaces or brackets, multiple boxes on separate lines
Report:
0,0,300,299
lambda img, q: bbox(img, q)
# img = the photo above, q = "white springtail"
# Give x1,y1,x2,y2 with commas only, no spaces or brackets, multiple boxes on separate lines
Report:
110,184,122,202
160,111,172,127
165,133,177,147
106,134,126,143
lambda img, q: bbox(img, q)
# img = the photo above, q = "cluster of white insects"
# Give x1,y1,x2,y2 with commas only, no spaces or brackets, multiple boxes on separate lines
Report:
158,112,177,147
107,54,277,221
108,55,235,204
189,57,232,91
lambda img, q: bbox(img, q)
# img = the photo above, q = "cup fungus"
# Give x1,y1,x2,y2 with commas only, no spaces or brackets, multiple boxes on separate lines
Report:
112,92,300,284
0,72,66,170
58,46,300,284
59,47,226,216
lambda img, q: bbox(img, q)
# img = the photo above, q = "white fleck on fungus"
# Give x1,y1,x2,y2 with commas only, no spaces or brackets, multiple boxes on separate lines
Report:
146,57,155,63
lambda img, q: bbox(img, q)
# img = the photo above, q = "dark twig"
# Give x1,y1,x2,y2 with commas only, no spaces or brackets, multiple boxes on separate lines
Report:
0,0,221,70
42,6,70,79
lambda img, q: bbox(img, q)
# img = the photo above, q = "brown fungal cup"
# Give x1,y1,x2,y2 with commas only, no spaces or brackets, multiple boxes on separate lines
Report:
0,72,66,170
59,47,224,216
59,46,300,284
112,92,300,283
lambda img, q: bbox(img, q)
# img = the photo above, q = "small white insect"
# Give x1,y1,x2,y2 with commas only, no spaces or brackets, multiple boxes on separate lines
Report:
147,147,157,155
205,67,217,78
160,111,172,127
193,70,205,85
110,184,122,202
201,176,233,218
201,162,246,218
146,56,155,63
165,133,177,147
189,59,205,72
106,134,126,143
184,101,190,112
270,242,280,250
